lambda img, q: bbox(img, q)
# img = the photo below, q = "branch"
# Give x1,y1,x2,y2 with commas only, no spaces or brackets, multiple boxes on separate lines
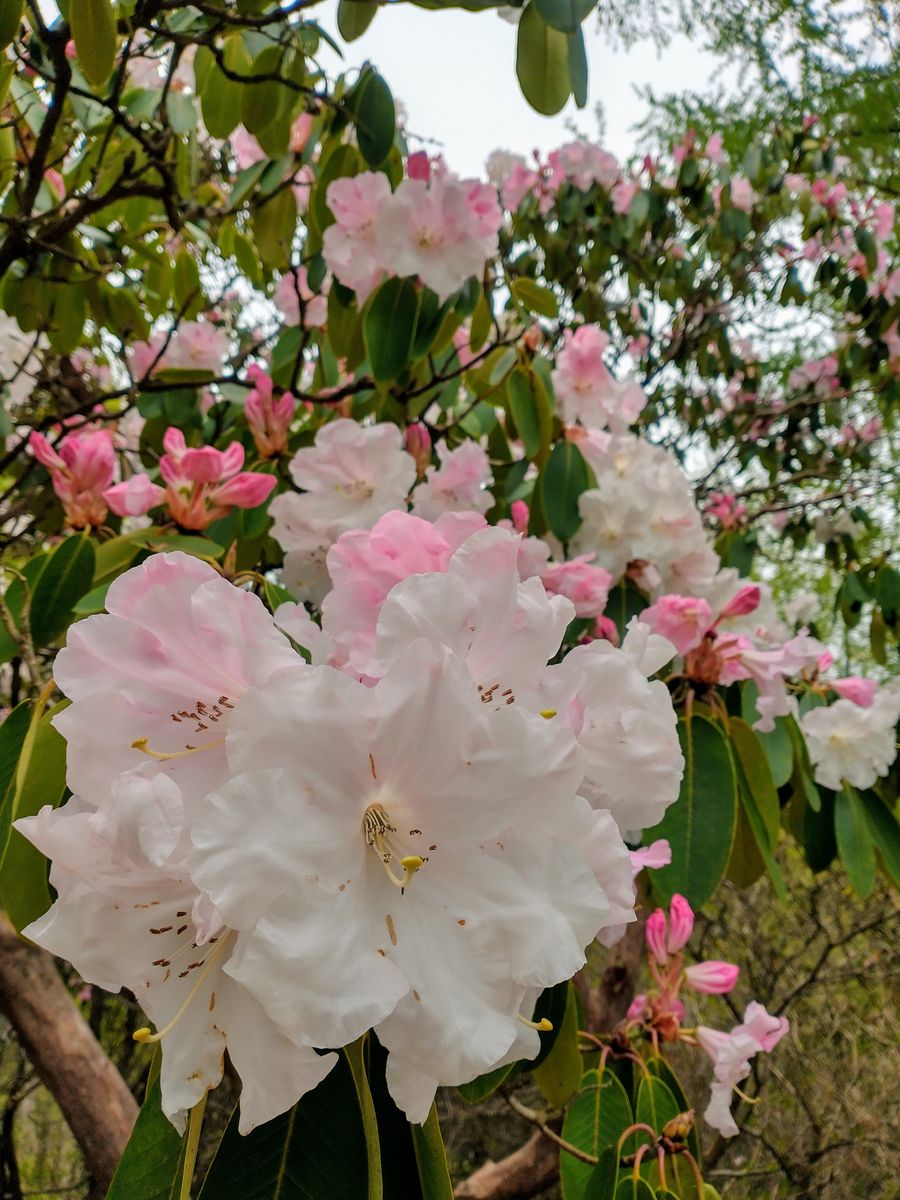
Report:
0,912,138,1191
453,1128,560,1200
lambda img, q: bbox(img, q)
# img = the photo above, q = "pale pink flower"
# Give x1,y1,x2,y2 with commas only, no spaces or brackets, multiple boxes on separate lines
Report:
611,179,639,215
548,141,620,192
244,365,296,458
685,961,740,994
30,429,116,528
552,326,644,431
643,594,715,656
274,269,328,328
103,473,166,518
697,1003,789,1136
831,676,876,707
728,176,755,211
704,134,726,164
629,839,671,877
540,555,612,619
231,125,266,170
501,162,542,211
322,172,393,302
129,321,229,380
269,420,417,604
410,440,492,520
158,428,276,530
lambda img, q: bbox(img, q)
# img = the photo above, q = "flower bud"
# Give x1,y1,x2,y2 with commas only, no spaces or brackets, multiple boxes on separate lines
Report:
404,423,432,479
718,584,761,621
645,908,668,964
666,893,694,953
626,994,648,1022
685,961,740,994
831,676,876,707
510,500,529,533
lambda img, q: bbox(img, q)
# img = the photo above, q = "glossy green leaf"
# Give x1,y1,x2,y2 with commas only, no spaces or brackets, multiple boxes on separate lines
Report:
70,0,117,88
583,1147,619,1200
199,1053,369,1199
364,277,422,382
105,1078,185,1200
540,440,589,542
347,69,396,167
30,532,95,647
253,186,298,270
727,717,787,900
241,45,285,134
337,0,378,39
456,1062,517,1104
646,714,737,907
567,28,588,108
859,791,900,886
410,1107,453,1200
741,684,794,787
516,5,571,116
560,1068,632,1200
835,785,876,896
507,368,544,460
532,981,581,1107
0,703,68,932
511,276,559,318
614,1178,656,1200
534,0,595,33
635,1076,680,1135
0,1,24,51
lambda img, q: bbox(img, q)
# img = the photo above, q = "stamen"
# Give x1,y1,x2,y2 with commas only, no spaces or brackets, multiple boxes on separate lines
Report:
133,933,232,1044
132,735,225,762
363,804,428,891
732,1085,760,1105
518,1013,554,1032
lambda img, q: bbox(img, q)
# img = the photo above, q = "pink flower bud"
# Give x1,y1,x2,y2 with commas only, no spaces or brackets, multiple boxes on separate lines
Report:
593,614,619,645
404,423,432,478
407,151,431,182
685,961,740,994
510,500,529,533
645,908,668,964
831,676,876,707
718,584,761,621
666,893,694,953
626,994,648,1022
103,475,166,518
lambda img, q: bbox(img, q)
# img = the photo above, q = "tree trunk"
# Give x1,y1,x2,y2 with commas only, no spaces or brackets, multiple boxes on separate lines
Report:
0,913,138,1191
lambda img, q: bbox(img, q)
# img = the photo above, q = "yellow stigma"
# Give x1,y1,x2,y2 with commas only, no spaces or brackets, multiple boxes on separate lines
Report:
131,934,232,1045
401,855,425,874
518,1013,553,1032
539,709,557,719
133,1026,153,1043
363,805,429,892
132,735,225,762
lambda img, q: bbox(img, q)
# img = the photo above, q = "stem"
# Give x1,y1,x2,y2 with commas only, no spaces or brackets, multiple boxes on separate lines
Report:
180,1089,208,1200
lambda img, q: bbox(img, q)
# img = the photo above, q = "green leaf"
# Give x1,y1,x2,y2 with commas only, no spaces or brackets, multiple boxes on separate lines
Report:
614,1178,656,1200
583,1147,619,1200
540,441,589,543
0,702,68,932
410,1107,454,1200
835,785,876,897
241,45,285,134
646,1058,701,1168
0,1,24,51
727,718,787,900
742,684,794,787
858,791,900,886
567,28,588,108
635,1075,680,1135
106,1078,185,1200
507,368,545,461
347,69,396,167
532,981,581,1107
364,277,422,382
70,0,117,89
253,186,298,270
72,579,113,615
534,0,594,33
645,714,737,907
511,277,559,318
560,1068,632,1200
456,1062,517,1104
875,564,900,628
30,532,95,647
337,0,378,39
199,1052,369,1199
516,5,571,116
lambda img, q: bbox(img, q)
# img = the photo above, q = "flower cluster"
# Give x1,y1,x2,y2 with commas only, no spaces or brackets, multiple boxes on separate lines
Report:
19,530,684,1130
30,429,116,529
800,681,900,791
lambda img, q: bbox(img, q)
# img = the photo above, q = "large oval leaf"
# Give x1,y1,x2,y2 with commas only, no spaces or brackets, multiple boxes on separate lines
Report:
70,0,117,88
30,531,95,647
534,0,595,34
346,68,396,167
540,441,590,543
516,5,571,116
645,714,737,907
560,1068,632,1200
105,1078,186,1200
364,277,422,383
835,785,876,897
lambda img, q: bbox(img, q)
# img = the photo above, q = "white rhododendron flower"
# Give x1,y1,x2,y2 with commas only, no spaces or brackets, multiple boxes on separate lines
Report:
191,639,627,1121
800,688,900,790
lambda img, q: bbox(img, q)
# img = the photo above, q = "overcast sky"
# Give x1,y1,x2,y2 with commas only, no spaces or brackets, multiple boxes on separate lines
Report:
312,2,730,175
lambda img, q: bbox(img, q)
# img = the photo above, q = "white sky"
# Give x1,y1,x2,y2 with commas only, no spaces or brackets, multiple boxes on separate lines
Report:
312,3,731,174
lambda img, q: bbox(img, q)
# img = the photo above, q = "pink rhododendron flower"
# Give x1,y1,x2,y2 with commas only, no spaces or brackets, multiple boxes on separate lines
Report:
190,637,627,1121
685,961,740,994
611,179,639,215
158,428,276,530
539,555,612,619
643,594,715,656
547,141,620,192
273,268,328,328
553,327,644,432
30,429,116,528
706,491,748,529
244,365,296,458
231,125,266,170
704,133,726,164
831,676,876,707
728,176,755,211
410,440,492,520
269,420,418,604
322,171,393,301
130,321,229,380
697,1003,789,1136
103,473,166,518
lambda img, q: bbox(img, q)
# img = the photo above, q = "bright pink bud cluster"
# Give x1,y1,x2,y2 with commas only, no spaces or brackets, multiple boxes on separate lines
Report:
244,366,296,458
104,428,276,531
30,429,116,528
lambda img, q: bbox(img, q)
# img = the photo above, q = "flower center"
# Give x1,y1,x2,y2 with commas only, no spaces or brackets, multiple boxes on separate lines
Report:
133,927,235,1045
362,802,427,892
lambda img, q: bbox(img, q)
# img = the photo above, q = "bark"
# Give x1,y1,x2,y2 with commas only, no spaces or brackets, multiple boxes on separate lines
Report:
453,1128,559,1200
576,913,647,1033
0,912,138,1191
